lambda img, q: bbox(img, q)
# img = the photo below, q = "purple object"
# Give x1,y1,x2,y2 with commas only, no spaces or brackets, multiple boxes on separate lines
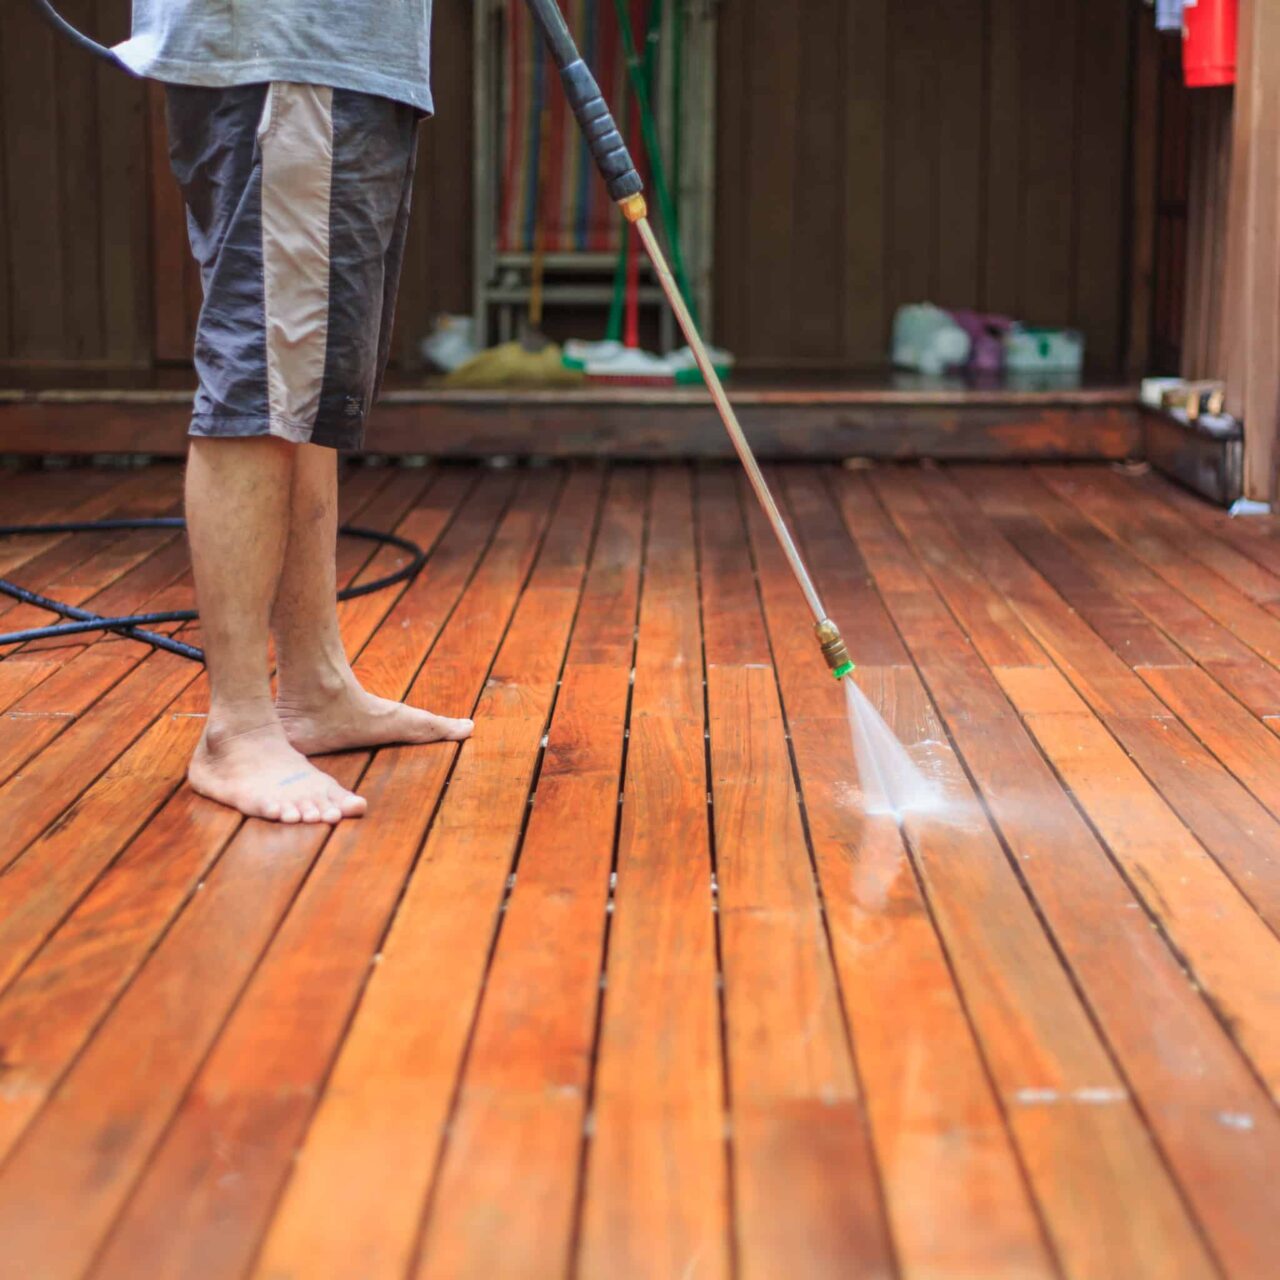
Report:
948,309,1016,374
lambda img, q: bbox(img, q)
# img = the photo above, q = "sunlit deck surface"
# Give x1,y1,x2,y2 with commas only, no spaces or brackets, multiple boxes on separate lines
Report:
1,458,1278,1279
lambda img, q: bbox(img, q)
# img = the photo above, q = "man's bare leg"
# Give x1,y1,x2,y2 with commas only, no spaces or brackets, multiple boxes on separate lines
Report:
184,437,367,823
272,444,473,753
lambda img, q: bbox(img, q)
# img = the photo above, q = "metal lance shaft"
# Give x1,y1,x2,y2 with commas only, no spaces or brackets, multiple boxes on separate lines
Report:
520,0,853,678
622,198,853,679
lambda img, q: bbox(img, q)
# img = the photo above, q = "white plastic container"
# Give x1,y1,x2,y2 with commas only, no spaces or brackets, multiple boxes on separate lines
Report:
891,303,971,375
1003,326,1085,373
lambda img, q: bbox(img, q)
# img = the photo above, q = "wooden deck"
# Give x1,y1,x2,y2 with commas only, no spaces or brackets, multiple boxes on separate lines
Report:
0,459,1278,1279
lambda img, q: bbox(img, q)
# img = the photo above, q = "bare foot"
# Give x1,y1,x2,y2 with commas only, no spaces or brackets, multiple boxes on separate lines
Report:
277,676,474,757
188,718,367,823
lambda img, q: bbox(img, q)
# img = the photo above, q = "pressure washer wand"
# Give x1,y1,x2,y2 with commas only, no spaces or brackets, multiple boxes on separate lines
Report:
524,0,853,680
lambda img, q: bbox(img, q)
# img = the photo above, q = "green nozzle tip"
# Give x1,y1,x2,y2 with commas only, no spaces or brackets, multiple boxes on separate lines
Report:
832,661,855,680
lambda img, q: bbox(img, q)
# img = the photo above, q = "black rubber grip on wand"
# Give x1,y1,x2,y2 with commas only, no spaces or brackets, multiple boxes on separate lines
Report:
522,0,644,202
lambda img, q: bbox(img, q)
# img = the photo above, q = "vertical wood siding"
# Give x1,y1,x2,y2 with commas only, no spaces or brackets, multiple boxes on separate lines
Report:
0,0,150,368
2,0,1133,377
714,0,1134,372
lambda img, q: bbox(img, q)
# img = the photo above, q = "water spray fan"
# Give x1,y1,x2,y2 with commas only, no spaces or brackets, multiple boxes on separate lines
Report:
526,0,853,681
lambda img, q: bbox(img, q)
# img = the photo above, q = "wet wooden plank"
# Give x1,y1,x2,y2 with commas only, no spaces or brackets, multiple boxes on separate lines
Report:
243,473,597,1280
577,468,730,1280
697,468,894,1280
1096,470,1280,608
0,650,198,872
0,756,365,1280
1140,664,1280,826
932,468,1280,935
1040,466,1280,662
1007,668,1280,1098
0,468,412,994
870,469,1279,1277
1017,468,1280,720
952,472,1280,825
0,471,453,1166
0,473,171,716
875,471,1280,1090
0,467,145,580
6,460,1280,1280
413,471,645,1280
758,471,1055,1278
1132,468,1280,581
0,467,193,775
0,473,554,1280
837,470,1222,1280
0,467,182,626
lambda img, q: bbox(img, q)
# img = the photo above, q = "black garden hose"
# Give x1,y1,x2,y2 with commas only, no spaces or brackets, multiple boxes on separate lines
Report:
0,518,428,663
28,0,122,65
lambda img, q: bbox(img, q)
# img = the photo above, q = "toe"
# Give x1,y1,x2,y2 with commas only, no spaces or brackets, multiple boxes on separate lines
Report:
300,802,322,823
339,790,367,817
280,803,302,824
322,804,343,823
449,718,475,741
261,799,283,821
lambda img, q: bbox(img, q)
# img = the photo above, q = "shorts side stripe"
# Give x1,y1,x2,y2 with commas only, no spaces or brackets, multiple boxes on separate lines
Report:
260,84,335,435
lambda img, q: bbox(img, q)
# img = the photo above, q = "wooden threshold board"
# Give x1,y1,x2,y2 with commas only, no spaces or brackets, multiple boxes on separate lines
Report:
0,386,1145,461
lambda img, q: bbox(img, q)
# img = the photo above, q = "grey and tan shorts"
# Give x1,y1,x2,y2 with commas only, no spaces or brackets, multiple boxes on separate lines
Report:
166,82,419,452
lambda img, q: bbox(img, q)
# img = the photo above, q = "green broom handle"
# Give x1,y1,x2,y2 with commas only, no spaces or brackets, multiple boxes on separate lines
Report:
610,0,696,319
523,0,644,202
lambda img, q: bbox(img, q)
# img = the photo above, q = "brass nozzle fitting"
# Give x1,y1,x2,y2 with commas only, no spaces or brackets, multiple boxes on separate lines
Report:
815,618,854,680
618,193,648,224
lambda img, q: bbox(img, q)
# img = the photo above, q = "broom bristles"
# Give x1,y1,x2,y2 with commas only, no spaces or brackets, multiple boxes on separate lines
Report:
443,342,585,390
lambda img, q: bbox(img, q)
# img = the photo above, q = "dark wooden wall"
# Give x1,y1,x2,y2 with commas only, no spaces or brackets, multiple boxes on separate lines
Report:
0,0,150,371
2,0,1136,380
715,0,1134,372
0,0,473,381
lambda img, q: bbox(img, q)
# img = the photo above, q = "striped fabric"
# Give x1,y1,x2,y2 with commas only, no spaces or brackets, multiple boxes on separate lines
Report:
498,0,649,254
166,82,418,452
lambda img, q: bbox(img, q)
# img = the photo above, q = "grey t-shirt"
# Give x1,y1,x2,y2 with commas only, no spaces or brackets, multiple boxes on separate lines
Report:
113,1,434,114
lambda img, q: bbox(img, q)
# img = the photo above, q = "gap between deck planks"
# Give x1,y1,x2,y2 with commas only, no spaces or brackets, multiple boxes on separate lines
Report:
1,461,1279,1280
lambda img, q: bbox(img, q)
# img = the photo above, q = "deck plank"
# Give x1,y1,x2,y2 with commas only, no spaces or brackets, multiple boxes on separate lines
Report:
698,468,894,1280
2,460,1279,1280
0,467,170,597
881,472,1280,1093
838,469,1219,1280
868,468,1279,1278
0,470,472,1172
1040,467,1280,661
758,469,1055,1278
933,469,1280,935
243,471,598,1280
961,470,1280,829
1018,470,1280,722
0,473,163,721
0,469,421,1005
0,472,546,1280
1131,468,1280,581
78,470,558,1280
413,470,646,1280
0,466,184,635
577,469,731,1280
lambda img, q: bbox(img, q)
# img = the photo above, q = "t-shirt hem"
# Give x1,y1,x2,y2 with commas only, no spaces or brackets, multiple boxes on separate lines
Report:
112,51,434,115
